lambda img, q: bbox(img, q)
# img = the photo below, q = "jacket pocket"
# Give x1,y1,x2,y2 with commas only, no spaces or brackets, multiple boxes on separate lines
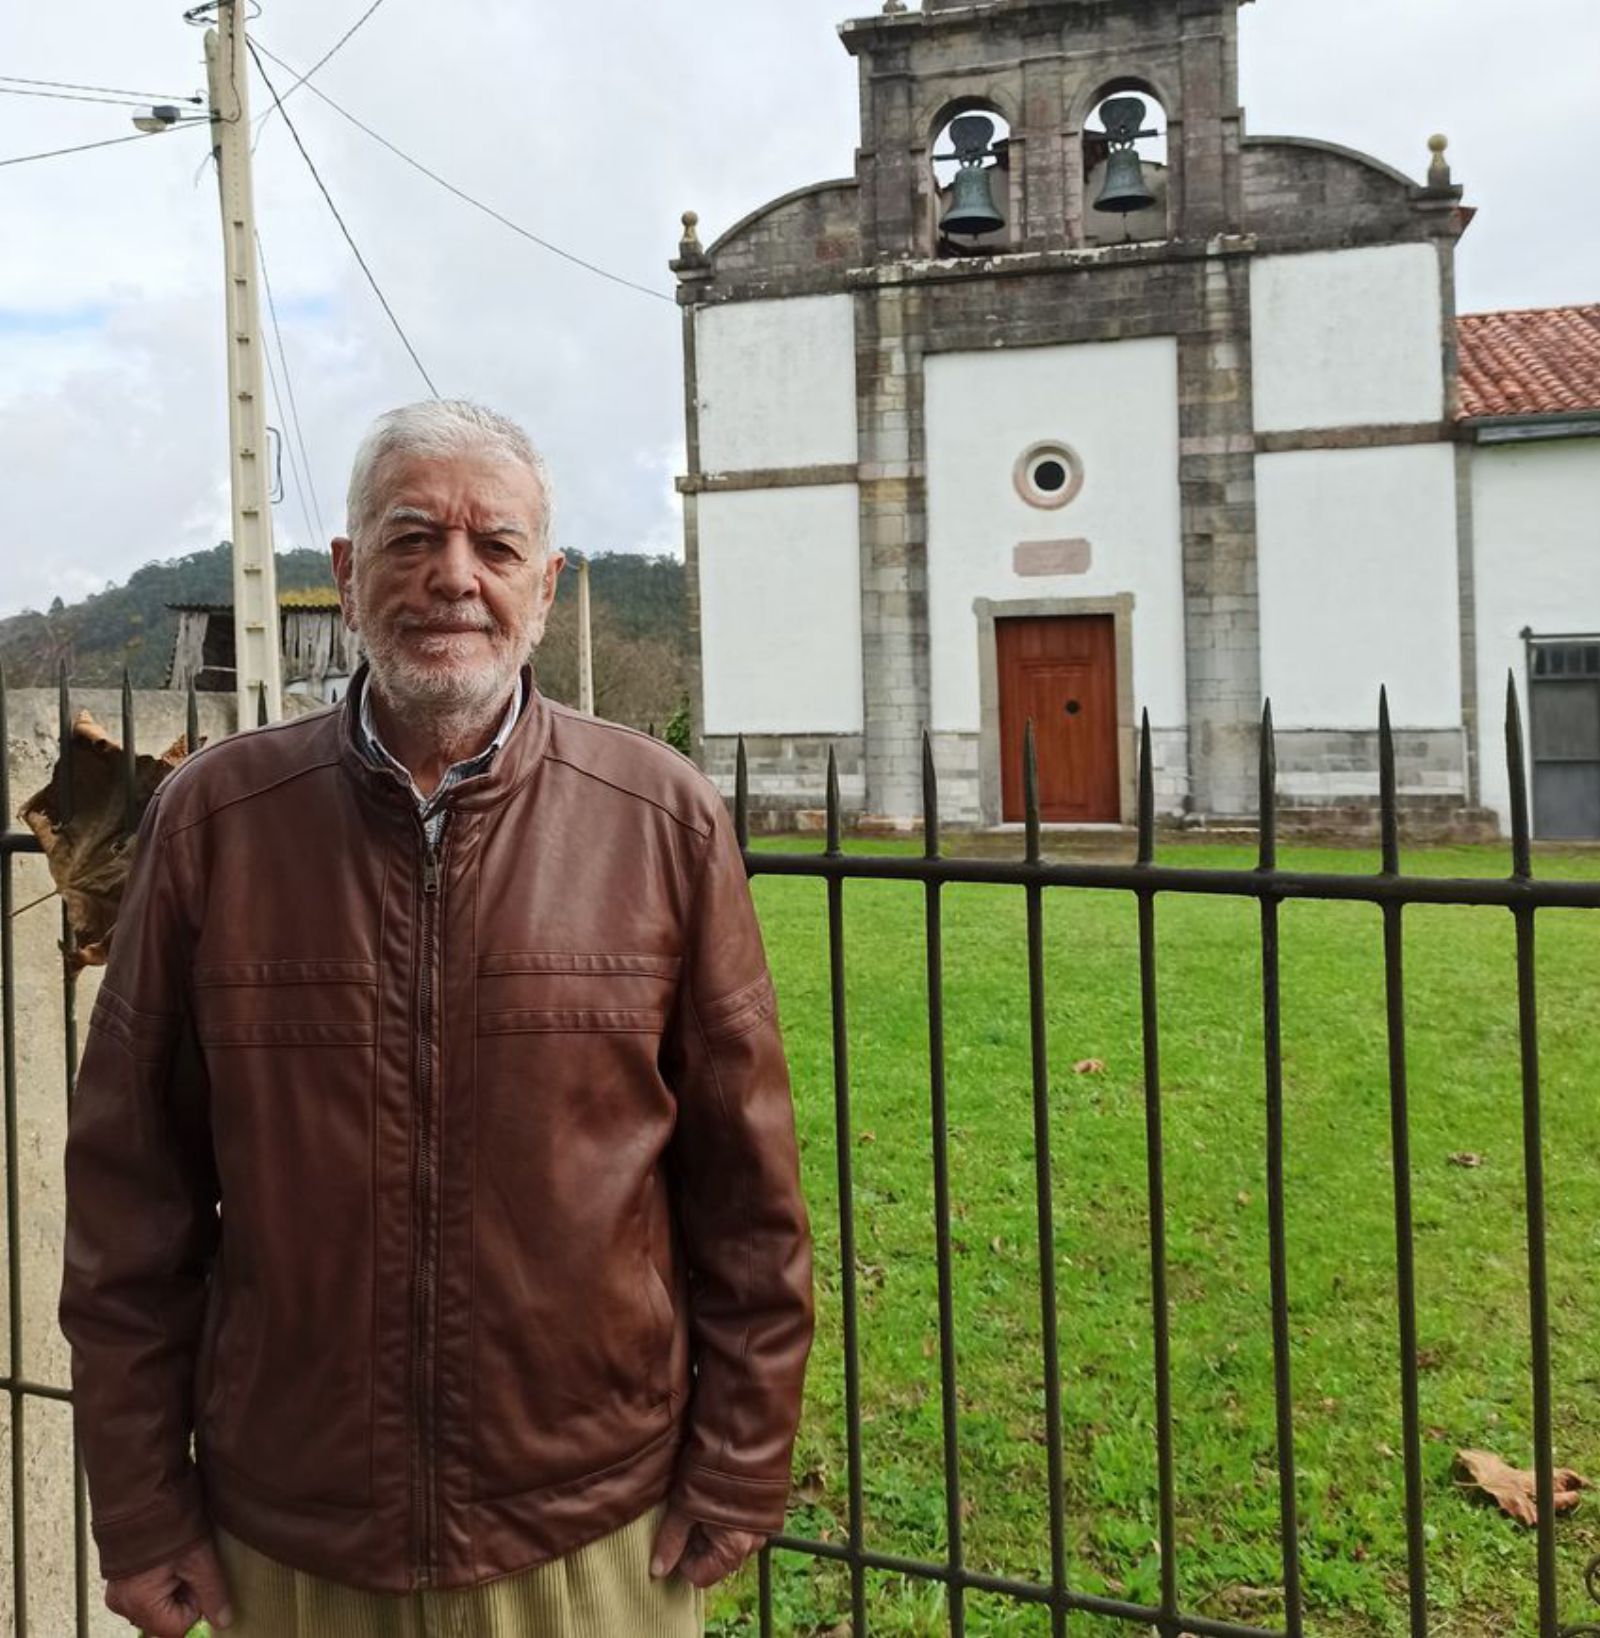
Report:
191,962,378,1508
468,954,683,1500
192,959,378,1049
475,952,677,1036
200,1270,374,1508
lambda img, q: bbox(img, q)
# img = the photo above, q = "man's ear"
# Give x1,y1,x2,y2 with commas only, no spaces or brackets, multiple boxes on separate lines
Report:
541,551,566,607
331,537,358,632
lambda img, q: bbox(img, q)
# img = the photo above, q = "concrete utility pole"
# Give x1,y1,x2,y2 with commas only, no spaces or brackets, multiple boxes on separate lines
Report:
577,558,595,715
204,1,282,727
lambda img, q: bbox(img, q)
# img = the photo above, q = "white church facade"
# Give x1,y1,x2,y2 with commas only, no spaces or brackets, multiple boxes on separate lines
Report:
674,0,1600,840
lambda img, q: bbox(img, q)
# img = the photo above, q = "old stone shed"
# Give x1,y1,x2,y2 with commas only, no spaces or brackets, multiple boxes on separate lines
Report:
675,0,1600,840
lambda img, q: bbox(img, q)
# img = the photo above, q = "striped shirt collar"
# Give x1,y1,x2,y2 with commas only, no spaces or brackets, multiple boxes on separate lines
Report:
357,672,526,819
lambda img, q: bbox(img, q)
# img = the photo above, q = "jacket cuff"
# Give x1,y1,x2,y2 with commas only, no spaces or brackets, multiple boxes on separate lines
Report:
671,1461,793,1535
93,1467,211,1581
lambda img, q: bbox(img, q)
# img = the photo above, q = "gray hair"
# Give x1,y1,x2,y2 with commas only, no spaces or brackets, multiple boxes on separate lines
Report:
344,399,554,554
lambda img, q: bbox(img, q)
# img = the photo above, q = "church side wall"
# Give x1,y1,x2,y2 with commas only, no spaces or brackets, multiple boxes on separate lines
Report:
694,295,858,473
1249,240,1468,806
698,486,865,736
690,295,864,802
1471,439,1600,832
1256,444,1466,800
1251,245,1446,434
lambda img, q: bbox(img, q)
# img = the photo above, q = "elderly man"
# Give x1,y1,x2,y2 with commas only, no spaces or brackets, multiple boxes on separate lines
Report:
59,401,814,1637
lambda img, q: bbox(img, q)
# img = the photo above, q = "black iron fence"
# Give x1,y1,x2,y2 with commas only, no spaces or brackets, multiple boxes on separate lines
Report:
737,687,1600,1638
1,670,1597,1637
1,672,199,1638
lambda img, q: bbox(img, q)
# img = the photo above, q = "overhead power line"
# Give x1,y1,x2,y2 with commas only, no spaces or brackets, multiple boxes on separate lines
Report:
253,0,392,150
0,85,195,110
251,38,674,306
246,39,440,398
0,124,203,171
256,228,329,546
0,73,203,103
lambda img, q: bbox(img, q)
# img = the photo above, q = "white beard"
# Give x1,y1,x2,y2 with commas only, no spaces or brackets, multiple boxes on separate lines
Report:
354,590,548,746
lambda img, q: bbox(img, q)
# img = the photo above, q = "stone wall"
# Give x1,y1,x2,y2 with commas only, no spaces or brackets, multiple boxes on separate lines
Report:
1273,727,1468,804
704,181,861,292
702,733,867,830
1,688,236,1637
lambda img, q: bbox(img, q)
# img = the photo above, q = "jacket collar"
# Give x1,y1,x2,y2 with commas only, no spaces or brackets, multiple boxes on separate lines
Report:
337,662,553,815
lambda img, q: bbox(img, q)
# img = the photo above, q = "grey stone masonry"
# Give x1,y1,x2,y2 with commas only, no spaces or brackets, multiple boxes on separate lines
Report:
1273,728,1468,803
702,735,867,831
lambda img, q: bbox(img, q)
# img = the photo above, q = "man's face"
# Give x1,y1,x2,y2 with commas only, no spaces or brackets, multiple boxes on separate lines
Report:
332,450,563,718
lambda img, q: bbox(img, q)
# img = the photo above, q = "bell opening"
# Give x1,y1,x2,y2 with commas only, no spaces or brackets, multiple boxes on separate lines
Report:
932,105,1012,253
1082,86,1170,246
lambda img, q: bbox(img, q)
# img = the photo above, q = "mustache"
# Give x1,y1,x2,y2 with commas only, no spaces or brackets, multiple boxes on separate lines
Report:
393,606,499,634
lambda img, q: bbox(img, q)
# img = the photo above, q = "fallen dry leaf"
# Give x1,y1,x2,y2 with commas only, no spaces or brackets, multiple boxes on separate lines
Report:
1449,1152,1485,1169
18,711,192,973
1456,1448,1588,1527
1073,1058,1107,1075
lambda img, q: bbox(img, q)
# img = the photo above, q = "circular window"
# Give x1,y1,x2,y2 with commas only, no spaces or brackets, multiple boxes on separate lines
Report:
1014,442,1084,510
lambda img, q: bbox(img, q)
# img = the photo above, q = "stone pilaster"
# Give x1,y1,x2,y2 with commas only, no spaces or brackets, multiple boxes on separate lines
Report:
855,279,931,818
1177,248,1261,816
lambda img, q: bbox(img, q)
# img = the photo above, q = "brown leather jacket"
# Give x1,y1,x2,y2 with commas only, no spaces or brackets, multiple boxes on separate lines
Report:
59,675,813,1593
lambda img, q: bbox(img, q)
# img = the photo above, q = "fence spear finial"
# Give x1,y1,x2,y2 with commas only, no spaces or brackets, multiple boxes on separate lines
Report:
1506,671,1532,881
825,743,842,859
922,728,939,862
121,669,139,835
735,735,749,851
1137,709,1154,866
1023,719,1041,865
1378,687,1399,877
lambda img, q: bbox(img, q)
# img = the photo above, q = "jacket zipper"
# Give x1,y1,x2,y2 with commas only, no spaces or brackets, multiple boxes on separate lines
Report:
412,828,444,1587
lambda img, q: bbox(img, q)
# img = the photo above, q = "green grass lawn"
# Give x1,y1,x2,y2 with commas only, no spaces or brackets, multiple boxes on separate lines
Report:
705,838,1600,1637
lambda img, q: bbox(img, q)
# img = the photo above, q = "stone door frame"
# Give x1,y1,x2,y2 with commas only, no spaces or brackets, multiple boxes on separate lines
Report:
974,593,1138,829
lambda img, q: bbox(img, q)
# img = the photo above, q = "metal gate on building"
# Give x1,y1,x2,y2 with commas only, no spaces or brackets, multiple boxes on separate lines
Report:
4,671,1600,1638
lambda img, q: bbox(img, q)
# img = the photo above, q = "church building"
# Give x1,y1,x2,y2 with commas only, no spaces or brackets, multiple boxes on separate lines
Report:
673,0,1600,839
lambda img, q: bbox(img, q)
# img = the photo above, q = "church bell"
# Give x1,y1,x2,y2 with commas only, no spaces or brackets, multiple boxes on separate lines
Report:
1095,148,1156,215
1092,95,1159,217
942,164,1005,237
938,113,1005,238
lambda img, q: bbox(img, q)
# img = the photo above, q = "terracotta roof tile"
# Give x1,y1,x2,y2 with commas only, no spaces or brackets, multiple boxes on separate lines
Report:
1456,304,1600,420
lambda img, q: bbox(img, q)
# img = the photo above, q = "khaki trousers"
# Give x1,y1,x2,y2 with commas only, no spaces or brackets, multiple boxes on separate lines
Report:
214,1508,703,1638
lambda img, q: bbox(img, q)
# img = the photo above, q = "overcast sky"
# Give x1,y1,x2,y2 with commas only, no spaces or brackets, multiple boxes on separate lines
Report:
2,0,1597,619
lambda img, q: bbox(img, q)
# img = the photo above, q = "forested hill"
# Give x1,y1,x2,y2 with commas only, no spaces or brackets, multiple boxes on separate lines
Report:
0,544,691,730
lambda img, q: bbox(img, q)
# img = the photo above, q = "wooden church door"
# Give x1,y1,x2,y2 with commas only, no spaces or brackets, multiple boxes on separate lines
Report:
998,616,1120,823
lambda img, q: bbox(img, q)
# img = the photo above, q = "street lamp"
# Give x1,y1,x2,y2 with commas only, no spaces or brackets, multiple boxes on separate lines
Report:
131,105,183,133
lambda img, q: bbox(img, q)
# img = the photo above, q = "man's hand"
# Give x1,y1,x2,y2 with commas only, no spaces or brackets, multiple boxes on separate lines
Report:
650,1506,765,1590
104,1537,234,1636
